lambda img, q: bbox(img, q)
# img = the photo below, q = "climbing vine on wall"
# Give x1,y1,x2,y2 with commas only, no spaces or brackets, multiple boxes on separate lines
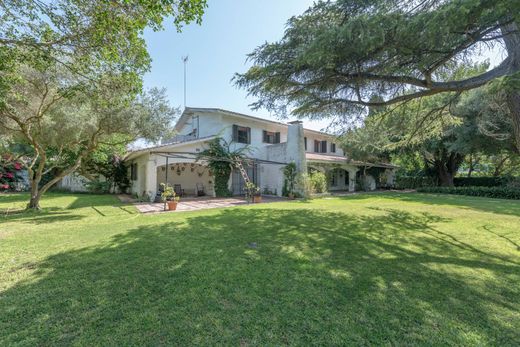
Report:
197,137,249,197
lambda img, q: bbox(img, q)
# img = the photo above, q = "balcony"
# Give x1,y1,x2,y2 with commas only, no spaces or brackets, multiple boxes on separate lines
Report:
162,134,198,144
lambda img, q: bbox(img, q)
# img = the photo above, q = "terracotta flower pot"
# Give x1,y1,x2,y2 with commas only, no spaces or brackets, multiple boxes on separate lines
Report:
167,201,178,211
288,193,295,200
253,195,262,203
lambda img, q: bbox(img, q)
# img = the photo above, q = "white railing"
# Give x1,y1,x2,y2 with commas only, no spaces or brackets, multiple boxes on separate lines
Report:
163,134,197,144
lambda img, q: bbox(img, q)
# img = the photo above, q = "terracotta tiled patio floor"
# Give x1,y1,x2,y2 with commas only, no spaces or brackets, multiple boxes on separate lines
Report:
133,196,286,214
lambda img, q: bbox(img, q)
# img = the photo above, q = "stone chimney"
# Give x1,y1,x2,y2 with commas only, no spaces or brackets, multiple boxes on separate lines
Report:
286,120,308,196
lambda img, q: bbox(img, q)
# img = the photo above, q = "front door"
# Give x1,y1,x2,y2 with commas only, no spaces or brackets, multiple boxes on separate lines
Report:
231,164,258,195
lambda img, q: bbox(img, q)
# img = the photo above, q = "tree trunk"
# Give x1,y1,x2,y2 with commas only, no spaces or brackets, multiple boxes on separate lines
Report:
502,22,520,153
507,92,520,153
493,155,509,176
434,152,463,187
26,163,44,210
467,154,474,178
25,151,88,210
437,165,455,186
27,186,42,210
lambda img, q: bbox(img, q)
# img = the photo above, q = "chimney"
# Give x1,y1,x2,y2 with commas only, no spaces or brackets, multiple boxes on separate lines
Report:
286,121,308,195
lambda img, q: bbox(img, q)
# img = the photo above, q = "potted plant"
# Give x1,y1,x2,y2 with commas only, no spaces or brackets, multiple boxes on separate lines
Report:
160,183,180,211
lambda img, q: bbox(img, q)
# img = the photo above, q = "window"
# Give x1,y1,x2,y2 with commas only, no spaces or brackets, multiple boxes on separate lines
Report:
330,143,336,153
130,163,138,181
233,125,251,144
263,130,280,144
314,140,327,153
321,140,327,153
304,137,307,150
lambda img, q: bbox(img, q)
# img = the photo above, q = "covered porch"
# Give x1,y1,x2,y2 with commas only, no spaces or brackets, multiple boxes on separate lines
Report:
306,153,397,192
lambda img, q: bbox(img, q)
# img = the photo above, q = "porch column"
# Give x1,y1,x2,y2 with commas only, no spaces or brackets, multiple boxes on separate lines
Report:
348,168,359,192
287,120,308,197
144,156,158,202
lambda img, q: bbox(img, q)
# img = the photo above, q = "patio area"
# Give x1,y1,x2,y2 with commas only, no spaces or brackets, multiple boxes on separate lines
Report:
130,195,286,213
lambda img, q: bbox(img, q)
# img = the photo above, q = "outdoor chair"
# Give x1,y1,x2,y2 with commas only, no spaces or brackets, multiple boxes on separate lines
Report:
174,184,185,197
196,183,205,196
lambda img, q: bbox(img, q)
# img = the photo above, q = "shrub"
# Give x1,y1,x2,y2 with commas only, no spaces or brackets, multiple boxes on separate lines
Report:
0,154,22,191
453,176,508,187
282,163,297,197
85,179,111,194
417,186,520,200
309,171,327,193
395,176,436,189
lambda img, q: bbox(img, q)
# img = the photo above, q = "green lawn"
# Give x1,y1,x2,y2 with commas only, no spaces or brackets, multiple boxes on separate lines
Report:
1,192,519,345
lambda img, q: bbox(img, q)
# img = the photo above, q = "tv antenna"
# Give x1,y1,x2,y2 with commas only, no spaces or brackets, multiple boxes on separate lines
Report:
182,55,188,108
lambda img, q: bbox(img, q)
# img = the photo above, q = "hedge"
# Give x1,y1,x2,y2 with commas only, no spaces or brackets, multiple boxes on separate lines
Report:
417,186,520,200
395,176,436,189
453,176,509,187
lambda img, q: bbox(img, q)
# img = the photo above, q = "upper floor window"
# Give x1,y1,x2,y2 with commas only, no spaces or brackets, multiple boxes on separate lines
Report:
263,130,280,144
304,137,307,150
314,140,327,153
330,143,336,153
233,125,251,144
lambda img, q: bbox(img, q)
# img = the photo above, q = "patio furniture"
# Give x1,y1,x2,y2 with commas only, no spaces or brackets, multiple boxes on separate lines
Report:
174,184,185,197
196,183,205,196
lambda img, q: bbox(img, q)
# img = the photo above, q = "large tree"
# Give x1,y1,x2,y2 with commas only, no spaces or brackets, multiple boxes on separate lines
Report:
0,65,177,209
342,87,515,186
235,0,520,150
0,0,206,79
0,0,205,209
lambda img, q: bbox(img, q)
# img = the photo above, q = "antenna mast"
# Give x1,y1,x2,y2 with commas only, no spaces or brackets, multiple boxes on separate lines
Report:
182,55,188,108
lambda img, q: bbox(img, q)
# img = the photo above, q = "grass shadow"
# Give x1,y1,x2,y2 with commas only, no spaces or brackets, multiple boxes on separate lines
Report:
1,207,518,345
1,194,133,224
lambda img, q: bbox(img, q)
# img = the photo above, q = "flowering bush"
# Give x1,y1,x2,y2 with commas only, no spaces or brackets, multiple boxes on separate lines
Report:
0,154,22,191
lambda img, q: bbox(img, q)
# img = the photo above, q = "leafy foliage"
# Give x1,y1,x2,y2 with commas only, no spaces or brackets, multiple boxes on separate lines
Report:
282,162,297,197
83,142,131,193
0,0,207,84
309,171,328,194
0,153,22,191
197,138,249,197
0,64,177,208
235,0,520,149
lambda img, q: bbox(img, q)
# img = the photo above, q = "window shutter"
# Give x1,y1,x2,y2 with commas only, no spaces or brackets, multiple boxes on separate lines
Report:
331,143,336,153
232,125,238,142
275,132,280,144
262,130,267,143
304,137,307,150
321,140,327,153
314,140,319,152
247,127,251,144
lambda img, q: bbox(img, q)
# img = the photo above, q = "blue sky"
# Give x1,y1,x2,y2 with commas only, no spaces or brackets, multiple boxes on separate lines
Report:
142,0,325,130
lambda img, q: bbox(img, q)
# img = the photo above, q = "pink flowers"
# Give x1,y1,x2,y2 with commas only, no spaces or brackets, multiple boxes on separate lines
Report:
14,162,22,170
0,184,9,190
5,172,14,179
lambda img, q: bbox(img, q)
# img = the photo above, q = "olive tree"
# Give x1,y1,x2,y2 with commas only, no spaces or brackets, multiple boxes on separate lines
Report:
0,65,177,209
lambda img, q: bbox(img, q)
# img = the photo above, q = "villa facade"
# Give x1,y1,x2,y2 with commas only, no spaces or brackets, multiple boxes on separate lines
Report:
123,107,397,200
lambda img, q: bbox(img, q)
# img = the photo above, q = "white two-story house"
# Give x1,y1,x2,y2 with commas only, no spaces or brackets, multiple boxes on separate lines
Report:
124,107,396,200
